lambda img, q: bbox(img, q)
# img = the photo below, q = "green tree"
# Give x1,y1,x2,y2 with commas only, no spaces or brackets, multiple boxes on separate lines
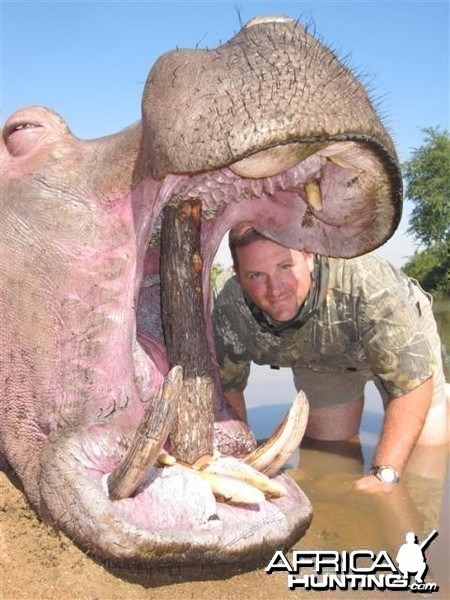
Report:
402,128,450,297
403,244,449,297
403,127,450,246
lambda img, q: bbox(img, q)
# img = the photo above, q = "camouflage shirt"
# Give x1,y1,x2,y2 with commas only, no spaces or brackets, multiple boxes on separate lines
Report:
212,254,435,400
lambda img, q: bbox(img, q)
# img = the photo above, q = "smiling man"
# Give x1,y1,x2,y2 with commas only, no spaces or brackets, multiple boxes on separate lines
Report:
212,224,448,491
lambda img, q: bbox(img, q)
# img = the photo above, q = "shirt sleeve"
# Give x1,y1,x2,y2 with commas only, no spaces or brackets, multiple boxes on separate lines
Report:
356,259,435,399
212,295,251,393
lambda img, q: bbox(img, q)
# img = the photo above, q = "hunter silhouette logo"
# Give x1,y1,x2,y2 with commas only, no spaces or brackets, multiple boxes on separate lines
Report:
396,530,438,584
266,529,440,593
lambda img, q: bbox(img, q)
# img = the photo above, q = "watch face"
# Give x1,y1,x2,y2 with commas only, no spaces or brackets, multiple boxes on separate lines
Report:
379,467,397,483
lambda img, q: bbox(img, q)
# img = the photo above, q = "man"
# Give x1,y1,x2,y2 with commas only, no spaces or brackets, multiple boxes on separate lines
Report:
213,224,448,492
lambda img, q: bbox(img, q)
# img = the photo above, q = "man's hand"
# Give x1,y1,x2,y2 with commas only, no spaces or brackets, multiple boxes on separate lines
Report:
354,473,397,494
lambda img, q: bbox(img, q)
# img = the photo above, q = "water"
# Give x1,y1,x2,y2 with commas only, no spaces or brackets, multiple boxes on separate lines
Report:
244,298,449,595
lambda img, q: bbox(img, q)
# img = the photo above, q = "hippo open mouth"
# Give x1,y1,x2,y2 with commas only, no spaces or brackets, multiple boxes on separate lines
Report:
0,16,402,570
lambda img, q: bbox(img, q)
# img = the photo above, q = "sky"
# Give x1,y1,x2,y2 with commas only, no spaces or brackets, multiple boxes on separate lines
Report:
2,1,449,267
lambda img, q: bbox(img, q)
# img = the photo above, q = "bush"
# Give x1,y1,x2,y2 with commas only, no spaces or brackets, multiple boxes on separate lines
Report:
403,242,449,298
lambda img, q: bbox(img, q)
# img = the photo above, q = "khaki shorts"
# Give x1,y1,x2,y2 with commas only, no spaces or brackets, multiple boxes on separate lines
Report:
292,280,447,412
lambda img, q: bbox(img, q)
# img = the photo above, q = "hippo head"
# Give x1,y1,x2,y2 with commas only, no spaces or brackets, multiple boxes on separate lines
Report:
0,17,401,571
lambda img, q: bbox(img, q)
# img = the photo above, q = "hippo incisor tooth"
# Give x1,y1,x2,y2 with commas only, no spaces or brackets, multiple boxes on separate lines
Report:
305,180,323,211
202,464,286,498
107,366,183,500
182,467,266,505
200,471,266,505
244,390,309,477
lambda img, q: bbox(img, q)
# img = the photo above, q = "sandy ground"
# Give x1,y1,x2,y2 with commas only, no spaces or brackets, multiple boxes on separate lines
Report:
1,461,448,600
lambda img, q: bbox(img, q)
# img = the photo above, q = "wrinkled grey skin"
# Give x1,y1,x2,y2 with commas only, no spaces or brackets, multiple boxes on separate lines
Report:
0,16,402,571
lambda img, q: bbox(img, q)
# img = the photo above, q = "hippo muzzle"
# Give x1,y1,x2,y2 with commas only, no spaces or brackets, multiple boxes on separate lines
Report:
0,16,401,571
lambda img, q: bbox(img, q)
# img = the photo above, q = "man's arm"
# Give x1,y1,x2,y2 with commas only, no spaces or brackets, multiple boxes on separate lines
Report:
212,277,252,423
224,389,247,423
356,377,433,492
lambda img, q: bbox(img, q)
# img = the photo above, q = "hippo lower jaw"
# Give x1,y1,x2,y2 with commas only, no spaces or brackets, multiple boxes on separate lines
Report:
39,361,311,569
39,419,312,568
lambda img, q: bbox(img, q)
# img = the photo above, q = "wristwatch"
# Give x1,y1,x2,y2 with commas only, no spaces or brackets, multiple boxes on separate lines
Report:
369,465,400,484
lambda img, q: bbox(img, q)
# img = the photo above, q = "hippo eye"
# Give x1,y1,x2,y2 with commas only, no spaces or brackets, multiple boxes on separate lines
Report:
3,108,71,157
3,119,45,156
13,123,38,131
4,121,42,137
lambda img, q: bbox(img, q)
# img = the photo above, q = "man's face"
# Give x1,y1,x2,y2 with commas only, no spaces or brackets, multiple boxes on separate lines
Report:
235,239,314,322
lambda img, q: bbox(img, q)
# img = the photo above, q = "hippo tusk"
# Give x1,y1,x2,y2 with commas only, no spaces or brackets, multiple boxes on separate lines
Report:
107,365,183,500
244,390,309,477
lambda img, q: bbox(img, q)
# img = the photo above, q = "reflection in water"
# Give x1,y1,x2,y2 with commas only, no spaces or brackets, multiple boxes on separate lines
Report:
246,366,449,596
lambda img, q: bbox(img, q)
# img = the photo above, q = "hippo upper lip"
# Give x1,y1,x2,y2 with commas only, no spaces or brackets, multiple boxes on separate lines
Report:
148,141,398,259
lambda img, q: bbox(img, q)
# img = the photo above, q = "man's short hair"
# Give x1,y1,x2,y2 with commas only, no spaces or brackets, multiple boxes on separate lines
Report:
228,223,268,271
